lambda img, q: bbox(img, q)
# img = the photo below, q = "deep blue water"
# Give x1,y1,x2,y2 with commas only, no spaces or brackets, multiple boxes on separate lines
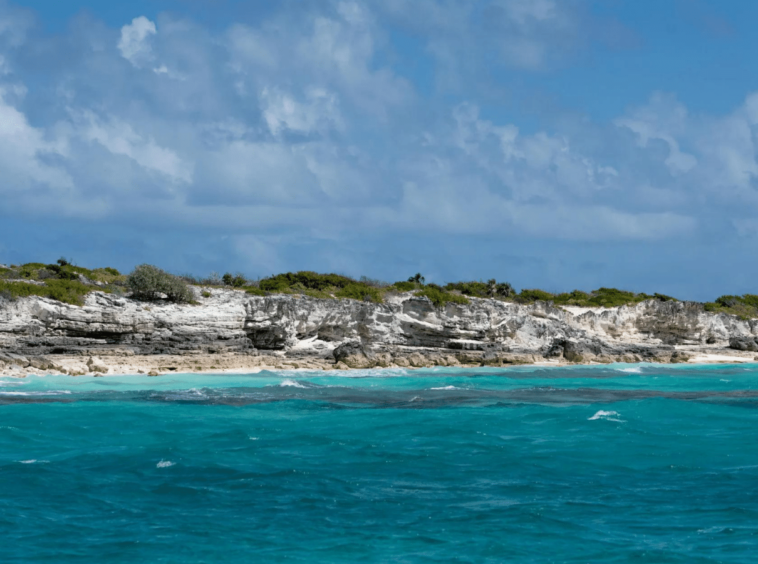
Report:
2,364,758,563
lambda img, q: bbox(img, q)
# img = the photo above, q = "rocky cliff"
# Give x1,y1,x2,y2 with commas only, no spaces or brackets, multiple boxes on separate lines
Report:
1,288,757,375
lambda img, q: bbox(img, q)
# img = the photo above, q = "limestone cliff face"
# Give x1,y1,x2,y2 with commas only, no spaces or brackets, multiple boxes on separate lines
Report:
0,289,756,367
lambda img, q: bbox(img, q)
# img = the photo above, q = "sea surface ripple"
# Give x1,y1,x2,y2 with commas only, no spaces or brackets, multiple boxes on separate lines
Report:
2,364,758,563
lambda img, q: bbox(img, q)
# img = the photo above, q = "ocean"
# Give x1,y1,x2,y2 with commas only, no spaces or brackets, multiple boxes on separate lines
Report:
2,364,758,563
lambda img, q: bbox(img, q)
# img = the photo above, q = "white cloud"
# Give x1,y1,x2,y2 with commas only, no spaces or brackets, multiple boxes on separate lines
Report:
0,88,72,192
73,110,193,184
260,87,342,137
118,16,157,68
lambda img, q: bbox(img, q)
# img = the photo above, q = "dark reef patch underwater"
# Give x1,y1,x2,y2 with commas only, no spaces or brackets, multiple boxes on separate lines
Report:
2,365,758,563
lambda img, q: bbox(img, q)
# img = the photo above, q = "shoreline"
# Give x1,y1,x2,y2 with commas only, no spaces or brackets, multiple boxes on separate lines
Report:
2,351,757,379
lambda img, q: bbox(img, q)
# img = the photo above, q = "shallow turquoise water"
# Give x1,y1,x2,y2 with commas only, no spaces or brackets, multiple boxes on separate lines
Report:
2,364,758,563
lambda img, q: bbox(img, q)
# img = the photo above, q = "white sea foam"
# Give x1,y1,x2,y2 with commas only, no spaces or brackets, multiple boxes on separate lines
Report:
0,390,71,396
318,368,411,378
280,379,306,388
589,410,624,422
156,460,175,468
616,367,643,374
430,386,459,390
20,459,49,464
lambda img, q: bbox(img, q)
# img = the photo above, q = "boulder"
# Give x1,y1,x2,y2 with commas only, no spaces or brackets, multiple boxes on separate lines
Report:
729,336,758,352
86,356,108,373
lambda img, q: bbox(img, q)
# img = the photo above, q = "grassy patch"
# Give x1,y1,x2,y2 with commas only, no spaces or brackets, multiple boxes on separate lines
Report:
416,286,470,307
704,295,758,320
392,281,420,292
517,287,680,308
0,279,102,306
256,271,384,302
444,281,489,298
335,283,382,303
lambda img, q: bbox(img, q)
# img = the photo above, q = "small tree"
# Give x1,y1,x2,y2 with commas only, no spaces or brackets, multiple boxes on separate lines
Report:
222,272,247,287
408,273,425,285
496,282,514,298
127,264,194,303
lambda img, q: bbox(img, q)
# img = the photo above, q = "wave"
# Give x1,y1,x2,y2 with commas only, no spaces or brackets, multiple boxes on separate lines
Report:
156,460,175,468
430,386,459,390
615,367,643,374
280,379,306,388
588,410,624,422
19,460,49,464
0,391,71,396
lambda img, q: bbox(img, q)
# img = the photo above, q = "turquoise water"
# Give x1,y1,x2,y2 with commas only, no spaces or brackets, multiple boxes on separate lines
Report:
2,364,758,563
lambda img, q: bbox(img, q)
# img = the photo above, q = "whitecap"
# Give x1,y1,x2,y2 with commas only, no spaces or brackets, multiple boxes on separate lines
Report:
589,410,624,422
616,367,642,374
280,379,306,388
249,437,259,441
156,460,175,468
20,459,49,464
430,386,459,390
0,390,71,396
721,379,731,382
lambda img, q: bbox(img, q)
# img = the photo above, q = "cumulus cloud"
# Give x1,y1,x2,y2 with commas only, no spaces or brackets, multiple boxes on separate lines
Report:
0,88,72,192
260,87,343,137
0,0,757,295
118,16,157,68
73,110,193,184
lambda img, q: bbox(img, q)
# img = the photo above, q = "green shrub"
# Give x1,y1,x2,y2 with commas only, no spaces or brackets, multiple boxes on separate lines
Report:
222,273,247,287
259,271,357,292
585,288,641,308
19,263,47,278
552,290,591,305
445,281,489,297
416,286,470,307
127,264,194,303
0,279,97,306
518,289,555,303
244,286,267,297
392,281,418,292
706,294,758,319
335,283,383,303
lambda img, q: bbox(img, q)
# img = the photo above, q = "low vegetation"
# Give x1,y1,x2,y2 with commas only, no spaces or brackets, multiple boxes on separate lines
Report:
515,288,677,308
416,285,470,307
704,295,758,320
1,260,755,318
0,279,97,306
127,264,194,304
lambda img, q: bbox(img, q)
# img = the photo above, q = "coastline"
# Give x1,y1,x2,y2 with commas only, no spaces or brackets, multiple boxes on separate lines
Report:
2,350,756,379
3,290,758,379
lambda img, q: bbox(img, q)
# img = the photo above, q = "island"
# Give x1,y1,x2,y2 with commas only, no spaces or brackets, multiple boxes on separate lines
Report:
1,261,757,377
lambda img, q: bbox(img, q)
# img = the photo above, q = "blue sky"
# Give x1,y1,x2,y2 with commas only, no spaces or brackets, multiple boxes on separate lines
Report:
1,0,757,300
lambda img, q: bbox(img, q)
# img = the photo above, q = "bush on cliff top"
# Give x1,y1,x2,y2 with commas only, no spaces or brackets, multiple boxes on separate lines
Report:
0,279,99,306
127,264,194,303
256,271,383,302
416,285,470,308
704,294,758,320
515,287,679,308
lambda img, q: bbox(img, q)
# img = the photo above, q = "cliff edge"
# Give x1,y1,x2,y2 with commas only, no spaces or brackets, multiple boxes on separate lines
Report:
1,289,757,376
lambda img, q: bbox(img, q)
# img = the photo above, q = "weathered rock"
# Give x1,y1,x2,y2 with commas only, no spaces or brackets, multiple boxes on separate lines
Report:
729,336,758,352
1,289,757,373
87,356,108,373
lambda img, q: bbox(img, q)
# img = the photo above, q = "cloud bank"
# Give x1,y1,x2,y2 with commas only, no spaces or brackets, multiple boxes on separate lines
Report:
0,0,755,299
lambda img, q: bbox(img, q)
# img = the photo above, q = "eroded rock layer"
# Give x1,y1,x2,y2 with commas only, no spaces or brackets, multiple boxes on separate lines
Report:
1,289,757,375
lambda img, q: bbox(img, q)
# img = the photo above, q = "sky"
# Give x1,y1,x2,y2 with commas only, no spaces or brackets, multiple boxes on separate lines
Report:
0,0,757,300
